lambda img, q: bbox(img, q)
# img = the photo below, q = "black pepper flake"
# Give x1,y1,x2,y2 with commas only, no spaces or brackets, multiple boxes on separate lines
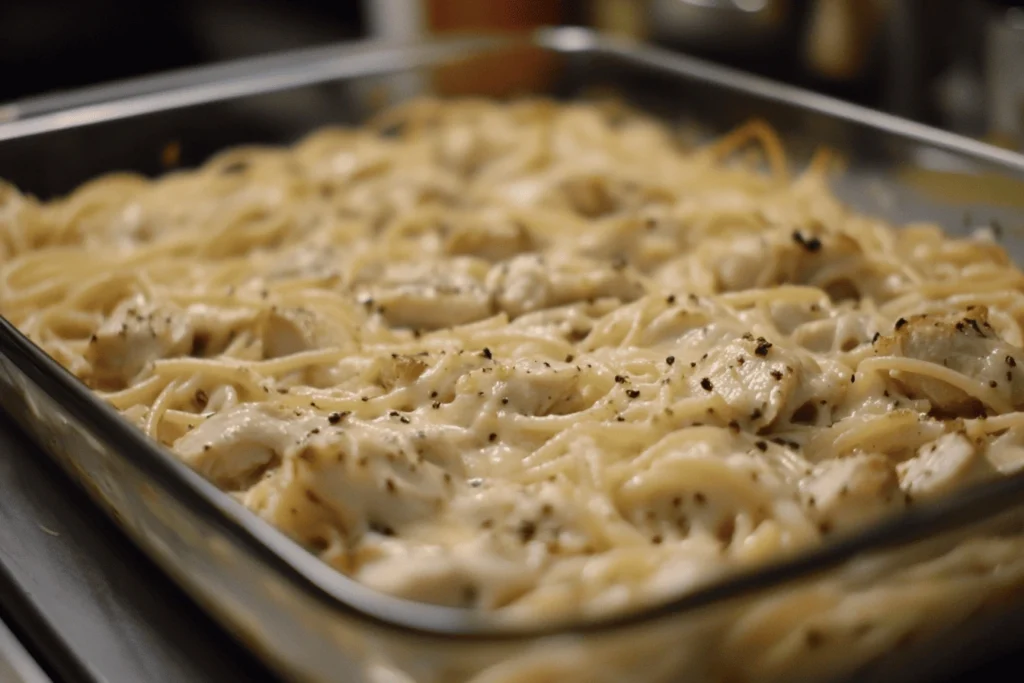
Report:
895,317,908,331
517,521,537,543
616,416,626,422
481,347,492,360
700,377,714,391
755,441,768,451
666,356,676,366
850,374,856,383
565,354,575,362
626,389,641,399
754,339,772,356
666,295,676,305
690,362,697,368
501,397,509,405
614,375,626,383
431,401,441,409
1008,356,1018,367
770,369,784,380
399,416,410,424
990,380,998,388
872,332,880,344
805,629,825,649
965,318,984,336
328,412,345,424
488,433,497,442
737,356,746,366
792,230,823,252
750,408,763,421
727,420,740,433
430,391,438,398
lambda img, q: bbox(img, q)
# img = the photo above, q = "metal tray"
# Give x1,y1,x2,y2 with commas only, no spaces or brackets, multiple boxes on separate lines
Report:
3,28,1024,683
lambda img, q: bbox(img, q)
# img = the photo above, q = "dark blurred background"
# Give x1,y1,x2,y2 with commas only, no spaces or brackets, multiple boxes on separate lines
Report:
3,0,1024,146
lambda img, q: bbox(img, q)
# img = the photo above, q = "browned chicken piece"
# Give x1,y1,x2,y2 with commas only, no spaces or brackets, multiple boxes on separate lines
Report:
686,336,849,431
873,309,1024,417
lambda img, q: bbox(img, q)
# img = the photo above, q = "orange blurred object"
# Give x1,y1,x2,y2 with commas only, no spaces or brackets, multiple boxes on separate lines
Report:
424,0,564,97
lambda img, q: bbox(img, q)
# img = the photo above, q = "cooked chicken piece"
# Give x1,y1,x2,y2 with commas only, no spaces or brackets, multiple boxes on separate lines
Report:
369,282,493,330
443,209,535,261
433,123,513,178
800,453,905,535
85,296,193,389
343,168,462,227
286,420,453,534
898,432,994,501
359,259,493,330
174,403,320,490
488,254,645,319
260,307,318,358
354,536,534,608
492,359,597,417
873,309,1024,416
686,336,848,430
377,354,429,391
184,303,261,357
698,227,900,303
986,426,1024,474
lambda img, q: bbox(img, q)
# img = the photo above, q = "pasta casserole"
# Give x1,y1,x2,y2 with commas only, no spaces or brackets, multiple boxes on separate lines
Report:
3,97,1024,682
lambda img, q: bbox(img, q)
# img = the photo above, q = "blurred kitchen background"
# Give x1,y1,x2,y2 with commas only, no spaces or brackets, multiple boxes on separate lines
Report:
3,0,1024,148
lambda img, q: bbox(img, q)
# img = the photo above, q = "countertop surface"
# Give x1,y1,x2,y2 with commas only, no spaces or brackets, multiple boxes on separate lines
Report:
0,411,1020,683
0,413,277,683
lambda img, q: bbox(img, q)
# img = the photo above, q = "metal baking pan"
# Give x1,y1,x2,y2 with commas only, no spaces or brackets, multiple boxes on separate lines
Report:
3,27,1024,683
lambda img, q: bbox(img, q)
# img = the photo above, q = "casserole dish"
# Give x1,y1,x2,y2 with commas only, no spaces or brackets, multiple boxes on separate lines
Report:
3,28,1024,683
